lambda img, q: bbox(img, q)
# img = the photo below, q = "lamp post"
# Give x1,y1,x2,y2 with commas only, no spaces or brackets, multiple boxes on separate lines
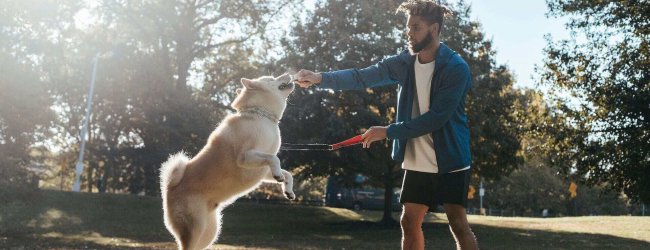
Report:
478,178,485,215
72,53,99,192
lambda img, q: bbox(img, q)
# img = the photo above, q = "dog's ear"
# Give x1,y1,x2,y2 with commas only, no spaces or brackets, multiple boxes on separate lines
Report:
241,78,256,89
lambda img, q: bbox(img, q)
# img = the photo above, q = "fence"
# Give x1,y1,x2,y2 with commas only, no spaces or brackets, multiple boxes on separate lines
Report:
238,197,325,207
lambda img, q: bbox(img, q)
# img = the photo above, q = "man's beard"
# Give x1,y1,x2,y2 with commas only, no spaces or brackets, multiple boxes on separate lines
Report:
408,31,434,54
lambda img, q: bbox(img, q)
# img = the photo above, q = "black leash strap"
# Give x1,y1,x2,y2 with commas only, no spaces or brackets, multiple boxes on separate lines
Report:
280,143,332,151
280,135,364,151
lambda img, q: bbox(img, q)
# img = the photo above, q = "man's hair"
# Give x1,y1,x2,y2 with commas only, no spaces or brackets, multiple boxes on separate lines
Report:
396,0,451,34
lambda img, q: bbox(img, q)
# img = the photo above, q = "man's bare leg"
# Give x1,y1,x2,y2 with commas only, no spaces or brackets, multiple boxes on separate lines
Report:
444,204,478,250
401,203,429,250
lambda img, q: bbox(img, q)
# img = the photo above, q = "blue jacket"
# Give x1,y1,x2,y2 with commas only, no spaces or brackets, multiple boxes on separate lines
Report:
319,43,472,173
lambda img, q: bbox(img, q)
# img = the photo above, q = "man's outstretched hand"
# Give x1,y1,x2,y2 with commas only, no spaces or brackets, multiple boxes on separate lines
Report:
293,69,322,88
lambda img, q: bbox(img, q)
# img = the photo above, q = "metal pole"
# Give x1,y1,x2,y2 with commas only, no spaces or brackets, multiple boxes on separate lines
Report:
478,179,485,211
72,54,99,192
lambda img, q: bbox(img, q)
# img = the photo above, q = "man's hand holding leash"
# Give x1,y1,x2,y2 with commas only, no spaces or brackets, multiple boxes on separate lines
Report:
361,126,387,148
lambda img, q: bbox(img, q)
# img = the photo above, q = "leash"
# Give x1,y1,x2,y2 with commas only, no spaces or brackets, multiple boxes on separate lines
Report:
281,135,364,151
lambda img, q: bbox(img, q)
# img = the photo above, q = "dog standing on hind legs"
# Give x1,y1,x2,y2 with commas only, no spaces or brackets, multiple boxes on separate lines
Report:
160,73,296,250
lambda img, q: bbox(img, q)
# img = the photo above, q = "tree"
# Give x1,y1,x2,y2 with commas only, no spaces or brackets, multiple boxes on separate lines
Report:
483,152,631,216
478,89,561,215
0,0,301,195
484,159,568,216
0,56,54,194
29,0,301,195
280,0,403,225
0,0,61,195
540,0,650,203
98,0,301,195
442,1,523,181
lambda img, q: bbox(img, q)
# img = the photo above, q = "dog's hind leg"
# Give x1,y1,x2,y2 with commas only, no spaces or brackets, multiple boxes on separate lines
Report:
238,150,284,182
173,200,210,250
263,169,295,200
195,206,222,249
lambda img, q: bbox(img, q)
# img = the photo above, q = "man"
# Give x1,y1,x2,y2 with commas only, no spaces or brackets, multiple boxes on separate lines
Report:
294,1,478,249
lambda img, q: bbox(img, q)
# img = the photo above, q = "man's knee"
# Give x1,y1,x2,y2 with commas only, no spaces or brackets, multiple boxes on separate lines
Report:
447,216,471,236
400,213,423,233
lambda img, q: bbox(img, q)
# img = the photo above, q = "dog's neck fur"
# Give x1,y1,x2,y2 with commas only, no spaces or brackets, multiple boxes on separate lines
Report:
238,106,280,123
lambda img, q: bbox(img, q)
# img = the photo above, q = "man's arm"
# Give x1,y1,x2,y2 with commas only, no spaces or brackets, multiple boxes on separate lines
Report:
386,63,471,140
294,54,407,90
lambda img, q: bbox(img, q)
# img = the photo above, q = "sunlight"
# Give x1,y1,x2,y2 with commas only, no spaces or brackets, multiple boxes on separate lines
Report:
515,232,534,237
320,206,363,220
27,208,82,229
73,1,100,30
73,8,95,30
42,231,149,248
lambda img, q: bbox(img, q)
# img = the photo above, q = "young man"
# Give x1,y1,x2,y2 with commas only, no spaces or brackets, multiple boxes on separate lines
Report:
294,1,478,249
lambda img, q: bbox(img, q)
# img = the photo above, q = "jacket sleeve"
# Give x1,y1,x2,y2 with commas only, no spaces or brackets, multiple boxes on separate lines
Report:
386,63,470,140
318,55,406,90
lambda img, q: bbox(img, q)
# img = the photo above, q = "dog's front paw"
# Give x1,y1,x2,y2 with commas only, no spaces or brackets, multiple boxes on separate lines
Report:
284,191,296,200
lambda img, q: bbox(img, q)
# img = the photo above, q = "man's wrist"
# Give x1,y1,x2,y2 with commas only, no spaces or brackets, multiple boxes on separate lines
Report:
317,72,330,86
385,123,401,140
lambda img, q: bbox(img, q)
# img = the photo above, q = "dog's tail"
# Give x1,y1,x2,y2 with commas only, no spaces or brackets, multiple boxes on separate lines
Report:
160,152,190,194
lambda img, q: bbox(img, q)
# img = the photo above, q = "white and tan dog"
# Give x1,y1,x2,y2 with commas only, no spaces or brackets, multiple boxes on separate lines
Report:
160,74,295,250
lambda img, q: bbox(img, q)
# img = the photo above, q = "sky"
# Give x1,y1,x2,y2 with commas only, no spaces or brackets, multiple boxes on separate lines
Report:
460,0,572,88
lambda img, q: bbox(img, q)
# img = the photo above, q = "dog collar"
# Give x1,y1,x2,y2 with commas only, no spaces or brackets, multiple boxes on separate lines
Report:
239,107,280,123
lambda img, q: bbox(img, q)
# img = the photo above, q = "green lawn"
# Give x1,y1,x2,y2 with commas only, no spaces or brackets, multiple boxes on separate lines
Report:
1,189,648,249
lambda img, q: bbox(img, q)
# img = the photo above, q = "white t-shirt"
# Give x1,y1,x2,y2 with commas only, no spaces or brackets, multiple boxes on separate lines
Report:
402,54,438,173
401,54,471,174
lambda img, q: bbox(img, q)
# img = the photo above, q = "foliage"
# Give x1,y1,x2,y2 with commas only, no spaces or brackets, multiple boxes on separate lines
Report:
0,0,300,195
278,0,404,223
0,0,57,192
442,1,523,180
279,0,402,185
483,159,569,216
540,0,650,203
482,156,630,216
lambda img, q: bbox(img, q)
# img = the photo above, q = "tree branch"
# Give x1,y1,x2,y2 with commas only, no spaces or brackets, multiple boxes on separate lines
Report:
193,36,254,57
192,0,295,57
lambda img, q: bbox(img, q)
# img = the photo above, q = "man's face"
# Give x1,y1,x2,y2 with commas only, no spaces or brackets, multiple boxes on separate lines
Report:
406,15,438,54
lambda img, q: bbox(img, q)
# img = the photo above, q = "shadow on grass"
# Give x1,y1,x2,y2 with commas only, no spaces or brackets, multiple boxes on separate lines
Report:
215,220,650,250
0,190,171,246
1,190,649,249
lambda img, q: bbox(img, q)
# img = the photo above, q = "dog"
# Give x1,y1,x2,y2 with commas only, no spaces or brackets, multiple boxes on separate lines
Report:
160,73,296,250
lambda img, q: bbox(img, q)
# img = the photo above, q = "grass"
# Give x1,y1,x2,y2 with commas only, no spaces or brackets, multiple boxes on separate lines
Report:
1,189,649,249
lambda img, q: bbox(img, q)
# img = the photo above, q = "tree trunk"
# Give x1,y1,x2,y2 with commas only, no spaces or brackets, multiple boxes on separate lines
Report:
86,117,95,192
86,161,93,193
100,161,109,193
380,163,399,226
144,163,157,196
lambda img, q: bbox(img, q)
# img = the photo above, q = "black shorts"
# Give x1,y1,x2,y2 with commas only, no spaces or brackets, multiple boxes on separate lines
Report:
399,169,471,211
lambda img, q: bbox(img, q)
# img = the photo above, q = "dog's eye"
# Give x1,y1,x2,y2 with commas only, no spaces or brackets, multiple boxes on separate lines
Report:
278,82,293,90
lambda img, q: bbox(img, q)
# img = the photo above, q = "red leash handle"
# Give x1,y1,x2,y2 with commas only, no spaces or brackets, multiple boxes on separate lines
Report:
331,135,364,150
